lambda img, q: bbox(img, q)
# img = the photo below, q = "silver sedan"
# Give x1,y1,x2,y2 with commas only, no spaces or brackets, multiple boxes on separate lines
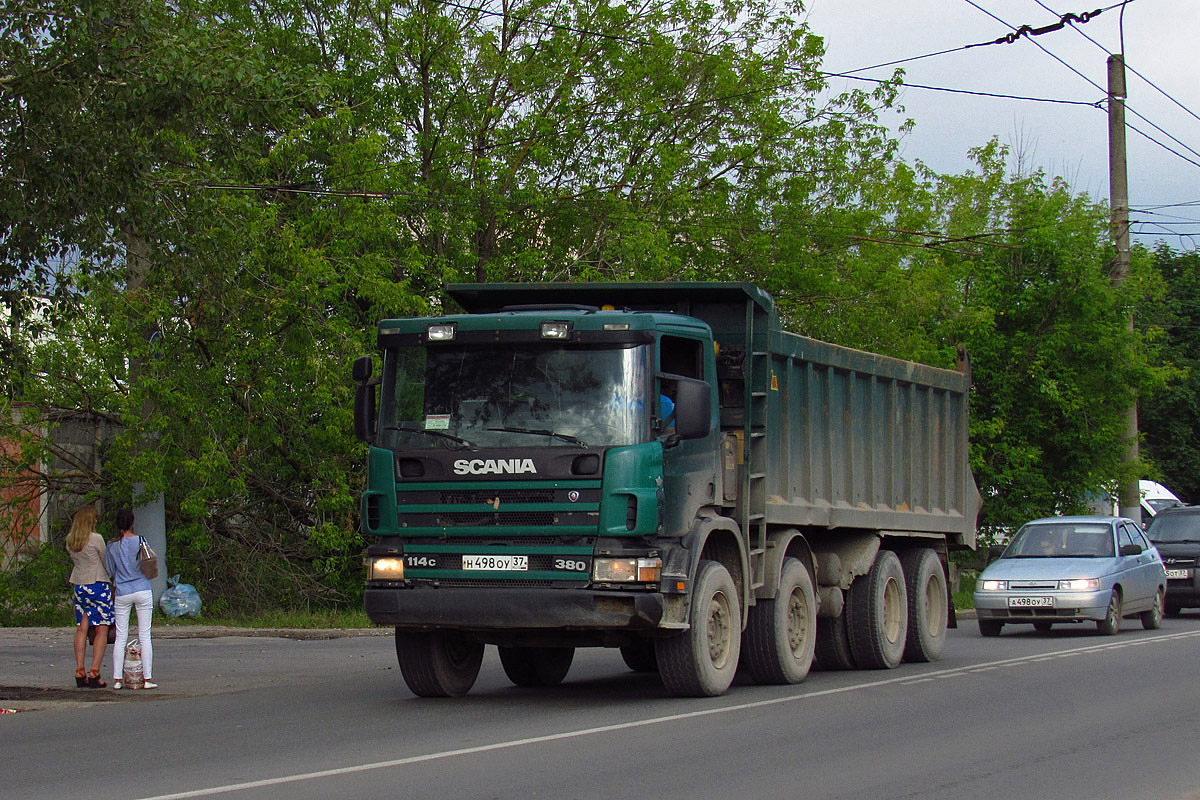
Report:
973,516,1166,636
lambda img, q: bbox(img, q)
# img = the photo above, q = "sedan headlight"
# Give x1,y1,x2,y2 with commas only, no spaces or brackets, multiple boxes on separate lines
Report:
979,579,1007,591
593,557,662,583
366,557,405,581
1058,578,1100,590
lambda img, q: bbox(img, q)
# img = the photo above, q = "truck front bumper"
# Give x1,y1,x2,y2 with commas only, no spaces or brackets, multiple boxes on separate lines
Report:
365,585,666,632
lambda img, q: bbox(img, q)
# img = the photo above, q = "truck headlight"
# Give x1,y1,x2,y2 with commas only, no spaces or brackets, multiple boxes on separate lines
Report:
367,557,405,581
593,557,662,583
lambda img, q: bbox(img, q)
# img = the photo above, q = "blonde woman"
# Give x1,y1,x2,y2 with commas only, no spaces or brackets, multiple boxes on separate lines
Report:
66,505,113,688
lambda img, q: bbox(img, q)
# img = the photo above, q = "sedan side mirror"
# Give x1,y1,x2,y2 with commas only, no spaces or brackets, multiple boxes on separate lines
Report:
1119,543,1144,557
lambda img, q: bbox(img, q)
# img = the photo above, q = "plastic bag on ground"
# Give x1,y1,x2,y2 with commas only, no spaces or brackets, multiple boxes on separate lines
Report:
123,638,144,689
159,574,202,618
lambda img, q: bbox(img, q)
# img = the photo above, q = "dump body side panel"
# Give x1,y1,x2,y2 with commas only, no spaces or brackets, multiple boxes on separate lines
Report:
762,329,979,549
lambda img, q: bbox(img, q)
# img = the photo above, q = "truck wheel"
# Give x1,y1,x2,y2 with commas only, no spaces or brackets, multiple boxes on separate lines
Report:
656,559,741,697
394,629,484,697
900,548,947,663
743,558,816,684
498,646,575,687
814,612,856,670
1096,590,1121,635
847,549,908,669
1142,588,1164,630
620,641,659,673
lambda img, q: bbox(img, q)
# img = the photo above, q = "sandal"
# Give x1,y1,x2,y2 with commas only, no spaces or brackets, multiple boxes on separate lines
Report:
112,679,123,690
85,670,107,689
75,668,87,688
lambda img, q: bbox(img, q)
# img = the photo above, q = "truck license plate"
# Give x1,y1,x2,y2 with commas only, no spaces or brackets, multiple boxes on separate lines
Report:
1165,568,1190,580
1008,596,1053,608
462,554,528,571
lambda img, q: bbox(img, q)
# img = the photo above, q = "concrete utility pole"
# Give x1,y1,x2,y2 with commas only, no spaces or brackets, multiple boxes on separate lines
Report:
126,231,168,601
1107,53,1140,522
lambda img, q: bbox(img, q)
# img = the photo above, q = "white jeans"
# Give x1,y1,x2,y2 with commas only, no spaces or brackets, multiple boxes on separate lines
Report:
112,589,154,681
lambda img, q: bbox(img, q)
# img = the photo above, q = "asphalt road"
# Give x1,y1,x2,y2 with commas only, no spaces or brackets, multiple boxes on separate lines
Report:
5,616,1200,800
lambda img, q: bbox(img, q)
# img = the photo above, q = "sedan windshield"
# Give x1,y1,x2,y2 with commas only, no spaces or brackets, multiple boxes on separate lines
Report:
1004,523,1115,558
379,343,650,450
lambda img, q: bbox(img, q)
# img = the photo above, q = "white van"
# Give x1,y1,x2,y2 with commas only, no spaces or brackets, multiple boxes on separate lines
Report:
1088,480,1182,524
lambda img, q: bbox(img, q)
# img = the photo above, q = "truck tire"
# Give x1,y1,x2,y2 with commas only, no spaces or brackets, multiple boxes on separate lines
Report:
900,548,947,663
742,558,816,684
814,612,856,670
656,560,741,697
620,641,659,673
394,629,484,697
846,549,908,669
498,646,575,687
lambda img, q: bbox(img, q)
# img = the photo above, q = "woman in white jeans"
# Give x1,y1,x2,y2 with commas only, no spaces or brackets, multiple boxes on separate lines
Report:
104,507,156,689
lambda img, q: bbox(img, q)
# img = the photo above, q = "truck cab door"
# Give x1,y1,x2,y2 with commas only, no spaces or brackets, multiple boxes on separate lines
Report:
658,335,719,535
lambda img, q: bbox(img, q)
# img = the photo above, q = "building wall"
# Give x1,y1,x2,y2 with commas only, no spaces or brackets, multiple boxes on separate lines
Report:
1,407,117,570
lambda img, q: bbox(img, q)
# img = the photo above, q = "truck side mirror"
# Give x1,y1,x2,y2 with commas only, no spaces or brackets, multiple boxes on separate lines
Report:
352,355,373,383
352,356,377,443
671,377,712,441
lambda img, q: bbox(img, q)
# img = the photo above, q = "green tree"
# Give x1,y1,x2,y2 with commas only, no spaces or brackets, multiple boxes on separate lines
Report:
1140,245,1200,503
2,0,905,609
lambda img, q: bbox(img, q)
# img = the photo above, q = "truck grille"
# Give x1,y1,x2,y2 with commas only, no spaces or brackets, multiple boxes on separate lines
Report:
441,488,555,504
438,511,556,527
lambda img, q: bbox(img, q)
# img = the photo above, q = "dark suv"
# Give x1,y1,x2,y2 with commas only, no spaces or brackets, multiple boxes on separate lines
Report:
1146,506,1200,615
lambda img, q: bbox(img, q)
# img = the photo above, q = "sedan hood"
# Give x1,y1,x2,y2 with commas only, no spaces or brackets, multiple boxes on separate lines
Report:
980,557,1123,581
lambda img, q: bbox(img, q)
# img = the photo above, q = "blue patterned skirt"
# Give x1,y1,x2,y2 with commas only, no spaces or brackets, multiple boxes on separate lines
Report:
73,582,115,626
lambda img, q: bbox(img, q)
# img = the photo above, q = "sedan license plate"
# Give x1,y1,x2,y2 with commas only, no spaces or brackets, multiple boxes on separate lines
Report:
1165,568,1190,580
1008,596,1053,608
462,554,528,571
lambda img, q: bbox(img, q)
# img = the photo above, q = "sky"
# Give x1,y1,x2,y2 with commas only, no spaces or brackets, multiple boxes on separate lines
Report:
804,0,1200,248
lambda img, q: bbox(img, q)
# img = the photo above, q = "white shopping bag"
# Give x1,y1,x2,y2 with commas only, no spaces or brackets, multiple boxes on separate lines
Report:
123,638,144,689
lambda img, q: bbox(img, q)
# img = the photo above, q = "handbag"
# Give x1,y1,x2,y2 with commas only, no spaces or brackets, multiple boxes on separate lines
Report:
137,536,159,579
88,623,116,645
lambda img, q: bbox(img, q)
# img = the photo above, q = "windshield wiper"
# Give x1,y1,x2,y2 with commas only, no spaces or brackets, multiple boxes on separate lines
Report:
485,426,588,447
384,425,475,449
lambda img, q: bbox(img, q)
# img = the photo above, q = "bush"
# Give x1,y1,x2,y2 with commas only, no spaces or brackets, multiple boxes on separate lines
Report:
0,546,75,626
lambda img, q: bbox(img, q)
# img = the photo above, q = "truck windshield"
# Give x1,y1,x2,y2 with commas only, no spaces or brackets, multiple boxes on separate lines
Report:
380,343,650,449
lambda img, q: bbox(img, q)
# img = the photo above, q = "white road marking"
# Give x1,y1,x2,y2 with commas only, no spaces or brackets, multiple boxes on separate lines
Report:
138,629,1200,800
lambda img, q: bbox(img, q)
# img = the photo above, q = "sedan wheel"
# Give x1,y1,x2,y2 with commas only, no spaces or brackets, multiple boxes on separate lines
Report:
978,618,1003,637
1096,590,1121,636
1141,588,1164,630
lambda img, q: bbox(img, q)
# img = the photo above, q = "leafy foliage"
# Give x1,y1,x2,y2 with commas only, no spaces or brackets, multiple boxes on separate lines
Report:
1140,245,1200,503
0,1,1173,612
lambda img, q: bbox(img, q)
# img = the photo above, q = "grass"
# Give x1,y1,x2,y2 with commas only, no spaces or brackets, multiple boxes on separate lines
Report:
953,569,978,611
159,607,374,629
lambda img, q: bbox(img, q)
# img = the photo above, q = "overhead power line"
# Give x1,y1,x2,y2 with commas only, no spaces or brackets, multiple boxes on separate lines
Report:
840,2,1117,75
1031,0,1200,126
821,71,1101,107
958,0,1200,174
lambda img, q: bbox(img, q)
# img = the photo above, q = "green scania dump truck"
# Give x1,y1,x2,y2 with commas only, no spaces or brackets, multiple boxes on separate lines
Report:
353,282,980,697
